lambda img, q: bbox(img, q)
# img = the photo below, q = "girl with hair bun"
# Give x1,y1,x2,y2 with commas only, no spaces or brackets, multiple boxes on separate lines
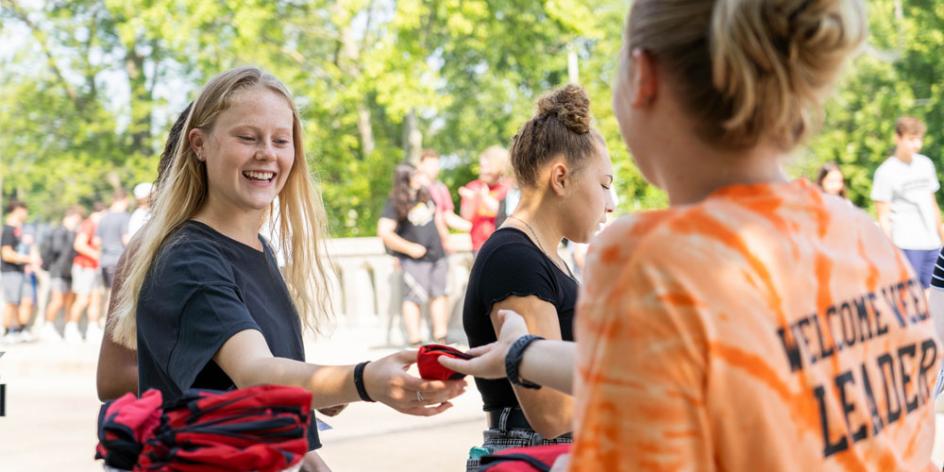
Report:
442,0,940,470
460,83,614,470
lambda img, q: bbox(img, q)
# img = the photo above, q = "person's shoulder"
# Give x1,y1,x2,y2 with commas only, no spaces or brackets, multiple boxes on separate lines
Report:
874,157,897,174
159,223,227,261
915,153,937,168
380,197,398,219
151,223,234,282
477,228,544,263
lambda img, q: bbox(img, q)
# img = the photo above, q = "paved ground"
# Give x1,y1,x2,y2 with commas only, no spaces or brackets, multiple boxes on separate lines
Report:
3,321,944,471
0,322,485,471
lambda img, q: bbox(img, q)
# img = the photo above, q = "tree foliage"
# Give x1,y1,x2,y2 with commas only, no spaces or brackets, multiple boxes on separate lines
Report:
1,0,942,231
791,0,944,210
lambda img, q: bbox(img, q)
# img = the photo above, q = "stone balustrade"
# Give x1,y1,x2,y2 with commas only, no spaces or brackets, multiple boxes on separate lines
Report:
323,234,474,345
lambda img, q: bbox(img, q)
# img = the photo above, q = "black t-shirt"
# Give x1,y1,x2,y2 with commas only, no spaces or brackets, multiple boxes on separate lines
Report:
1,224,23,273
462,227,578,411
45,226,76,278
136,220,320,448
381,198,444,261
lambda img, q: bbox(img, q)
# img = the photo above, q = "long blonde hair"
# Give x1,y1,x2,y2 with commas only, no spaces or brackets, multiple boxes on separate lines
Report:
625,0,866,149
111,66,333,348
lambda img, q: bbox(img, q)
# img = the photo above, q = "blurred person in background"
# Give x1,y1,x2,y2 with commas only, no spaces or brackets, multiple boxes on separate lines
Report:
872,116,943,290
96,190,131,319
1,200,38,343
815,162,848,199
379,163,452,346
417,149,472,242
67,202,105,342
460,146,510,254
128,182,154,238
38,206,83,341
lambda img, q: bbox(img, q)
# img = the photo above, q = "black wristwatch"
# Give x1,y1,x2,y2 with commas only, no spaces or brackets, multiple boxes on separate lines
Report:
505,335,545,390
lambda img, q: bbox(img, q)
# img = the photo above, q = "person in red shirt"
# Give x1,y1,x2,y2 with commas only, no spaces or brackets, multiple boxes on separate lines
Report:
67,203,105,342
460,146,509,253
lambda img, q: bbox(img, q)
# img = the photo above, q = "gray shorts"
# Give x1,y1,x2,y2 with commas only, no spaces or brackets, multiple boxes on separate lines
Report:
50,276,72,293
2,271,26,305
72,265,103,295
400,258,448,305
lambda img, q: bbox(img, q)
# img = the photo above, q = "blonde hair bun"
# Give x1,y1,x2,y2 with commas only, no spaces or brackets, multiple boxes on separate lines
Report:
537,84,592,135
625,0,866,149
710,0,866,146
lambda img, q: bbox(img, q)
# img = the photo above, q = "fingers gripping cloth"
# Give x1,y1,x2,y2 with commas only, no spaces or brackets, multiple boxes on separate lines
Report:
417,344,473,381
96,385,313,472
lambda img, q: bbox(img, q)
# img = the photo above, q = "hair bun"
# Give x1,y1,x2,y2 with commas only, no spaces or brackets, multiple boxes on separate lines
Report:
709,0,865,147
536,84,591,134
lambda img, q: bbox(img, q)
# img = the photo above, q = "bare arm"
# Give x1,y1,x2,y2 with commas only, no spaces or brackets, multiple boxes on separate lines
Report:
0,245,30,265
378,218,425,259
478,187,500,215
434,211,451,252
73,230,100,260
97,250,139,401
444,211,472,232
874,201,892,240
439,310,576,394
213,329,465,415
518,341,575,395
490,296,573,439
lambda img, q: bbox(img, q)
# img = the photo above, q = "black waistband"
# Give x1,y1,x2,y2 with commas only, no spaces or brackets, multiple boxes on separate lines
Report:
486,408,532,431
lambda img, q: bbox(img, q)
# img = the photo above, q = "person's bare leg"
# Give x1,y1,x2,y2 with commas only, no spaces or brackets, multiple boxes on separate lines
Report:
70,294,88,324
63,292,75,321
17,297,33,327
3,303,17,333
88,289,103,327
402,301,422,344
64,291,86,342
45,291,63,322
429,296,449,341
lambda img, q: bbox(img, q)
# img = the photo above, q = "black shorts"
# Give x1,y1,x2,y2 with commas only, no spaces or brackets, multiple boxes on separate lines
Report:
101,265,119,289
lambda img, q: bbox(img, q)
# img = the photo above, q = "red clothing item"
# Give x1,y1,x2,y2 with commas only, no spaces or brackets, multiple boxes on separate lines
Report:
427,181,454,218
461,179,508,252
73,218,100,269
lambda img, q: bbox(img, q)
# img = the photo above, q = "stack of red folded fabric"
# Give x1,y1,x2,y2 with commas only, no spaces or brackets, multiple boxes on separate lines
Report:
96,385,312,472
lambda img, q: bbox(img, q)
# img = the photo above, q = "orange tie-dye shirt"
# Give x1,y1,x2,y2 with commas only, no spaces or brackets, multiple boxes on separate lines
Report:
572,180,941,471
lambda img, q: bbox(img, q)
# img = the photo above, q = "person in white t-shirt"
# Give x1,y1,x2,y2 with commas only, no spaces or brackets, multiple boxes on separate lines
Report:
128,182,153,238
871,116,944,288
